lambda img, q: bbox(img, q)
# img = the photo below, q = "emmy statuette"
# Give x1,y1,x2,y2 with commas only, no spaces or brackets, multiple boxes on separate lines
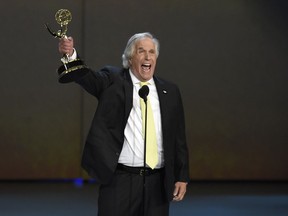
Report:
46,9,88,83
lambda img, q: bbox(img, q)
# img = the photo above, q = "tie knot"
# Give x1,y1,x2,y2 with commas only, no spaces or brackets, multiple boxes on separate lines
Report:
140,82,148,87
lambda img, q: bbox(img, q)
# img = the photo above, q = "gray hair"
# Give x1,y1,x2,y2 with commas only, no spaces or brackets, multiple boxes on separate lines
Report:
122,32,160,69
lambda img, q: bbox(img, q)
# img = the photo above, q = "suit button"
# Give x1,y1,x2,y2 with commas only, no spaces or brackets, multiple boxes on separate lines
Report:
116,152,120,156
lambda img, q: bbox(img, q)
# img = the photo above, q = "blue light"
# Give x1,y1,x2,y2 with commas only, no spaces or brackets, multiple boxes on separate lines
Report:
73,178,83,187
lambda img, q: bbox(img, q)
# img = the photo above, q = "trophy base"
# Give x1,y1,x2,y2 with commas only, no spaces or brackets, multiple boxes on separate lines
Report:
57,59,89,83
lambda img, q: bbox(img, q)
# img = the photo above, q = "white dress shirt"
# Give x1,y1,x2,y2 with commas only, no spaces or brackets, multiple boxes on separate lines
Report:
118,70,164,168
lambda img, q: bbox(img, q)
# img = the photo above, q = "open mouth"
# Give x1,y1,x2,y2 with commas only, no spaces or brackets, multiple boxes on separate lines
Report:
141,64,151,71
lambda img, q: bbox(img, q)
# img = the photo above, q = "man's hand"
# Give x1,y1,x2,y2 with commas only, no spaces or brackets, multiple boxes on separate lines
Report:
58,36,74,56
173,181,188,201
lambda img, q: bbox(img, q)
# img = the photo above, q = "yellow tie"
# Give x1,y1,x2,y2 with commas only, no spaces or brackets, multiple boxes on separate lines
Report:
140,82,158,169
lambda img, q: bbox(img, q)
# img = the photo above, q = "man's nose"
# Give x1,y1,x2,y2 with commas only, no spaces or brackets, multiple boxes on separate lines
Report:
145,52,151,60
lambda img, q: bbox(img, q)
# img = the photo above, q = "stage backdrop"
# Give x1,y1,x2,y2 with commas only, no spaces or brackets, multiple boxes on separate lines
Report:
0,0,287,180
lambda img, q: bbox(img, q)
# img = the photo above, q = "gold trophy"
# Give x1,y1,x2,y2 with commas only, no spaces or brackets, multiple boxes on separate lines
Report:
46,9,88,83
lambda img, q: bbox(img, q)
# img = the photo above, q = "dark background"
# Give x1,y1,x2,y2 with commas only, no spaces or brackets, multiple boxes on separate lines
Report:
1,0,287,180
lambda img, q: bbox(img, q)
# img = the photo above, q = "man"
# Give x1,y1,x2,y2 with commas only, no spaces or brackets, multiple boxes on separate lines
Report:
58,32,189,216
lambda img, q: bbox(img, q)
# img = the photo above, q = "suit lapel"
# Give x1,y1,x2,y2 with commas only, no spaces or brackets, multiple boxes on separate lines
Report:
154,77,170,139
122,69,133,122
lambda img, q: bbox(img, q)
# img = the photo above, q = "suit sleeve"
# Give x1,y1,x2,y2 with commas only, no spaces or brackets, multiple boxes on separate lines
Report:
174,87,190,182
61,64,119,99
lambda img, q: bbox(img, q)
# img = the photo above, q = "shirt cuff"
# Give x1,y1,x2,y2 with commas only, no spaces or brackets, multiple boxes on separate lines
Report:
61,48,77,64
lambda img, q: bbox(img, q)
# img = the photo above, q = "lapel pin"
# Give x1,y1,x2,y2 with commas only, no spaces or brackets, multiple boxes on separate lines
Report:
163,90,167,94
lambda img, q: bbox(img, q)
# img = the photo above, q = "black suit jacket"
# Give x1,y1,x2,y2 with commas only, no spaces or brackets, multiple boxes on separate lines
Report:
71,65,189,201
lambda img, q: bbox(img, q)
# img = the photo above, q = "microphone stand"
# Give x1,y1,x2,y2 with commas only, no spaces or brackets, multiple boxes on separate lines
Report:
138,85,149,216
142,96,148,216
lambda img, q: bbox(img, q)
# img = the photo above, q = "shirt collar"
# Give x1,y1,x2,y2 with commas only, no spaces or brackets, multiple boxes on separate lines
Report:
129,69,154,86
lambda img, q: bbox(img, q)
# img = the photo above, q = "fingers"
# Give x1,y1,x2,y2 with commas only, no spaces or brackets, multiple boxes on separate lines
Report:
58,36,74,56
173,182,187,201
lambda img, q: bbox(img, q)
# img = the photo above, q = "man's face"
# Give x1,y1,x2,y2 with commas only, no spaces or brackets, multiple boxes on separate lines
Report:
129,38,157,81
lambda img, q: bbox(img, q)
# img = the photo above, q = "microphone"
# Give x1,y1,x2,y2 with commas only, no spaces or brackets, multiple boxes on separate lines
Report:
138,85,149,102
